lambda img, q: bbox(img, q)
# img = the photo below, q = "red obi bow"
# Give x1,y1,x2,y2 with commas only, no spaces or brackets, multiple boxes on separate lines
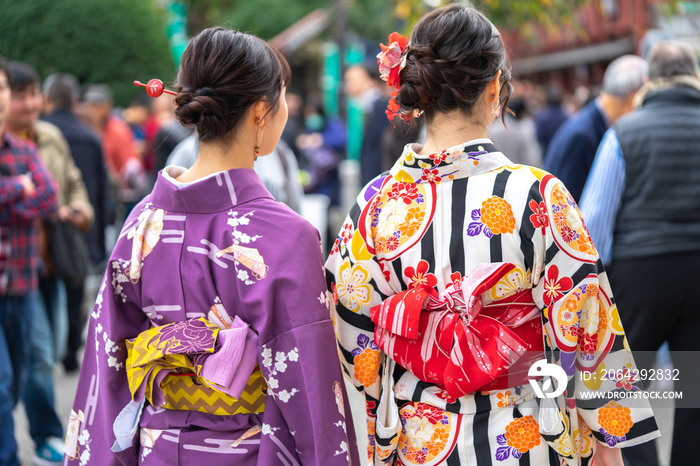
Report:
370,263,543,399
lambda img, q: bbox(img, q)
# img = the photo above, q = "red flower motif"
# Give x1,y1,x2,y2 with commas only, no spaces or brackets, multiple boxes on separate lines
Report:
543,265,573,307
388,182,420,205
435,388,457,404
578,331,598,353
340,222,353,243
528,200,549,233
415,403,445,424
615,368,633,390
366,400,377,415
329,238,340,255
420,167,442,183
448,272,462,287
428,151,448,166
378,32,408,88
385,235,400,251
331,282,338,305
379,261,392,282
560,225,577,243
377,32,409,122
404,259,437,289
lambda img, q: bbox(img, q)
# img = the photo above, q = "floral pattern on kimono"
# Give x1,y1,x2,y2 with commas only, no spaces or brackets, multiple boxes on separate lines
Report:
65,167,358,466
326,139,660,465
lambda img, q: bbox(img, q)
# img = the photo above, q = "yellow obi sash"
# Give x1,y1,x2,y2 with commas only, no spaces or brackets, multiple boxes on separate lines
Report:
160,369,266,415
125,318,266,416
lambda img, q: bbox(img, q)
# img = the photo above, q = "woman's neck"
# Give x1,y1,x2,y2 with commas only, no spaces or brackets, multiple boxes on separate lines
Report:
418,111,491,155
175,138,254,183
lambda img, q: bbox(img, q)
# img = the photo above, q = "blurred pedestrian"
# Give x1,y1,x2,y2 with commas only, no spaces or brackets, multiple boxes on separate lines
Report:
43,73,113,372
345,62,394,186
580,41,700,466
544,55,647,202
296,98,345,204
0,56,58,466
150,94,191,176
534,82,567,156
82,84,147,216
280,89,303,156
489,96,543,167
6,60,93,466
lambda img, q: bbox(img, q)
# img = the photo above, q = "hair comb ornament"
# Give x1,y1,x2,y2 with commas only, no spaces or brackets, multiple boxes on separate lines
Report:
134,79,178,98
377,32,411,124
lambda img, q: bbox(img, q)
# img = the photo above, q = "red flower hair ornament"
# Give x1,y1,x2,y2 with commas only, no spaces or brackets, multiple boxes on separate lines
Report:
377,32,412,123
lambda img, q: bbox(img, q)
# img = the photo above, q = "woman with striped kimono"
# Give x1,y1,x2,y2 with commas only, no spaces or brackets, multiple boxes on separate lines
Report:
326,5,658,465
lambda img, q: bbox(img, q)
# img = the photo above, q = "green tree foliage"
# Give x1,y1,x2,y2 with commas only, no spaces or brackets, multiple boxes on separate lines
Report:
187,0,603,45
392,0,596,35
0,0,175,107
187,0,396,43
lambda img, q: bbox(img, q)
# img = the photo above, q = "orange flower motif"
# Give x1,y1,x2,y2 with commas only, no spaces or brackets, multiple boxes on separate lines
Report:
505,415,541,453
400,206,425,237
598,401,633,438
585,284,599,297
577,236,596,255
553,187,567,205
427,427,450,456
564,296,578,313
553,210,568,229
354,348,381,387
497,390,513,407
481,196,516,235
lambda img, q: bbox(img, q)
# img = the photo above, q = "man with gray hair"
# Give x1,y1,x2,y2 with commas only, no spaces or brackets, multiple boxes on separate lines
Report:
580,41,700,466
544,54,648,201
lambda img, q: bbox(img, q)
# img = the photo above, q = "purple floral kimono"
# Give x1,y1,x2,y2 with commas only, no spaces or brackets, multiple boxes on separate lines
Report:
64,167,358,465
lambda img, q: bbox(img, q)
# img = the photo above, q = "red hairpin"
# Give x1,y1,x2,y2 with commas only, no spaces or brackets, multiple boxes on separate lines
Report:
134,79,178,98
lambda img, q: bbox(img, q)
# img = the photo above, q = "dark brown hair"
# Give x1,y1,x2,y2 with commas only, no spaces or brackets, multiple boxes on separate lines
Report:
397,4,513,123
8,62,40,92
174,27,291,142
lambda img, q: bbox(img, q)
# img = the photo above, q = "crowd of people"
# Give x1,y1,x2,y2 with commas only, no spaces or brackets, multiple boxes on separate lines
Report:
1,3,698,465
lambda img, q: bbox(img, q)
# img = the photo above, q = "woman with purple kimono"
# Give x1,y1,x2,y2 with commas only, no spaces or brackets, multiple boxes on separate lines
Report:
64,27,358,465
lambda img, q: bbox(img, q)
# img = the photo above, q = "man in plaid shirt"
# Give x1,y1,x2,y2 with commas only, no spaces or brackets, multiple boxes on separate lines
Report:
0,57,57,466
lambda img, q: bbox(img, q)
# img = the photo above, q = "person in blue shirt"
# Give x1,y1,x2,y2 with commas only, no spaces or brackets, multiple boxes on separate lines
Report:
580,41,700,466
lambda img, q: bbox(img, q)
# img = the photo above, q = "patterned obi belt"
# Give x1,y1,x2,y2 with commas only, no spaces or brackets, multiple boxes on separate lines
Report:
371,262,544,399
125,317,266,416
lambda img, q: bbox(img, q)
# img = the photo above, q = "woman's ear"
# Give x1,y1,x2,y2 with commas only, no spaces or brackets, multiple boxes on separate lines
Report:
489,70,502,99
252,100,268,126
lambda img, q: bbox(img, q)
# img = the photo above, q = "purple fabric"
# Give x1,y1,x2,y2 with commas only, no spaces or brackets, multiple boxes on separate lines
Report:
227,328,258,399
200,315,255,398
65,168,359,466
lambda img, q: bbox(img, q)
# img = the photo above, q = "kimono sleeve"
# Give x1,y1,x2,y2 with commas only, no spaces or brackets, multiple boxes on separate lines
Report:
64,261,150,466
530,174,660,449
325,196,390,462
256,232,360,465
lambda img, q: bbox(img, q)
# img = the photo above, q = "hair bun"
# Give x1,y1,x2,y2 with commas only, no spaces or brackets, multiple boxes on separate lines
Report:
395,4,513,122
174,91,228,139
398,46,443,114
171,27,291,142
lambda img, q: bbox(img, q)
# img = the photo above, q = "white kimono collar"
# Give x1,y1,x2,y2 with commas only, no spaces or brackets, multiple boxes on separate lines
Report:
389,138,513,183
